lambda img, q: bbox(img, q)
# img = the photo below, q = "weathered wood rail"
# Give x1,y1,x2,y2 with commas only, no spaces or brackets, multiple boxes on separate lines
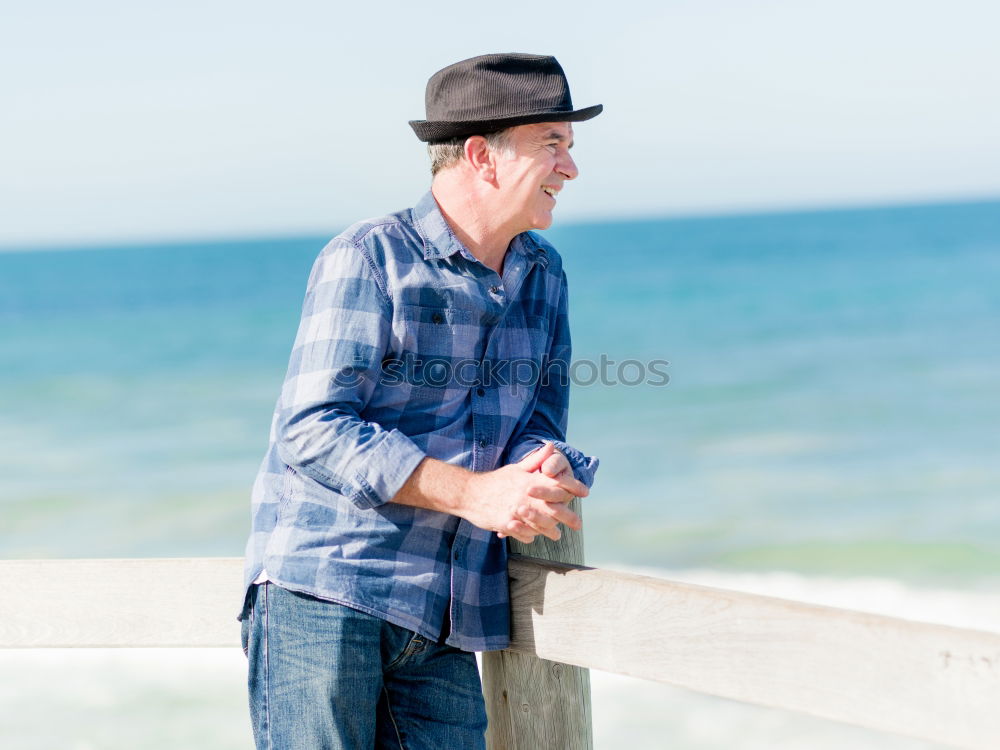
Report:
3,556,999,750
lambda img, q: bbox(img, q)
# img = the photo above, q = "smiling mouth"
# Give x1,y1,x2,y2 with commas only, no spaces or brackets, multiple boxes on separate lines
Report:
541,186,559,200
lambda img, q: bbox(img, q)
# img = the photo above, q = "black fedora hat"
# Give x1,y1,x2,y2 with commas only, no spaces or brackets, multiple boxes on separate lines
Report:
409,53,603,142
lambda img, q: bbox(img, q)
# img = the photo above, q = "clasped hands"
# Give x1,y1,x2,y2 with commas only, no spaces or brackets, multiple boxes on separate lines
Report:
477,442,587,545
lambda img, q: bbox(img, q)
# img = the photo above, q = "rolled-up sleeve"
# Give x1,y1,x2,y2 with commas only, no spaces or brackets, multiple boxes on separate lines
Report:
505,269,599,488
274,239,425,509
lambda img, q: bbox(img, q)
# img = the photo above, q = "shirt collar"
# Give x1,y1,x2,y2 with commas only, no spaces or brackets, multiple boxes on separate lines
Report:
412,191,467,261
412,191,549,269
509,231,550,269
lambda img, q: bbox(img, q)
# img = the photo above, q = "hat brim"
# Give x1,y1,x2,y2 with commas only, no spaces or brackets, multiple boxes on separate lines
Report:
409,104,603,142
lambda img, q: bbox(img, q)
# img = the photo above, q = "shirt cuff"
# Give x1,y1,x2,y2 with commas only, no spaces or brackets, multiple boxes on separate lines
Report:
348,429,427,509
507,438,600,489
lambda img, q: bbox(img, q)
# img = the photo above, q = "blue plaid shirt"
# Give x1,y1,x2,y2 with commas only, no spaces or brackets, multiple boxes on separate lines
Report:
242,191,598,651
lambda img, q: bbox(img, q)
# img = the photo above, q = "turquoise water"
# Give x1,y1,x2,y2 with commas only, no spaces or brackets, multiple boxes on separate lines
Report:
2,199,998,586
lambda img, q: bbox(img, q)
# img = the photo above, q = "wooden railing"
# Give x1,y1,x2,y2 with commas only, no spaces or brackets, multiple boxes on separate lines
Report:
3,556,999,750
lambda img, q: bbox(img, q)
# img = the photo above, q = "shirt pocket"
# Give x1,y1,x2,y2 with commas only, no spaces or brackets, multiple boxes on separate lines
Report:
389,304,482,404
397,304,478,359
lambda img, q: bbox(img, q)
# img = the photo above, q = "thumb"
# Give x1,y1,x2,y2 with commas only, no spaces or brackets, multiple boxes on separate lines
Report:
540,452,566,478
517,442,556,472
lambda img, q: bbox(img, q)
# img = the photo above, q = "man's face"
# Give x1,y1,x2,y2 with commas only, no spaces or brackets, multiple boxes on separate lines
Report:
493,121,578,233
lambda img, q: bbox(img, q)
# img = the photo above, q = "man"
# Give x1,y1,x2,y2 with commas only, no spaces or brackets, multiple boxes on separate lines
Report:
240,53,601,749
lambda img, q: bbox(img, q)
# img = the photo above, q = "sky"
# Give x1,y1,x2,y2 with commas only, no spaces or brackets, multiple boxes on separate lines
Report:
3,0,1000,247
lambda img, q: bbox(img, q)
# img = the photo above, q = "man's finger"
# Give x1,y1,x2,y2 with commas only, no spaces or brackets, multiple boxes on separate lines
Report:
520,519,561,542
527,483,577,504
532,480,574,505
517,442,556,473
543,502,582,532
499,519,544,544
534,458,588,499
519,500,582,535
511,506,564,541
539,453,569,477
549,473,589,499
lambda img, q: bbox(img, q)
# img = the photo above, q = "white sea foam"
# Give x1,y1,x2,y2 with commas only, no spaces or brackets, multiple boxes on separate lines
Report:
2,569,994,749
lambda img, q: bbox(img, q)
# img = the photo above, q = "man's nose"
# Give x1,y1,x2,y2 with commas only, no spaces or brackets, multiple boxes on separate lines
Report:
557,151,579,181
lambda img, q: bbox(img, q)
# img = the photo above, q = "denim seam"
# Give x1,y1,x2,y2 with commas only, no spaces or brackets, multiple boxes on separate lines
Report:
381,686,408,750
263,583,273,750
350,234,393,304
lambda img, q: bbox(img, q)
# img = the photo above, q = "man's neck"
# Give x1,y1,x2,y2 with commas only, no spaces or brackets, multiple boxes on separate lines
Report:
431,182,514,275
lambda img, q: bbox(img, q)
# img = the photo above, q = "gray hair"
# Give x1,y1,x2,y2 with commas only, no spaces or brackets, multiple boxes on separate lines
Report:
427,129,513,176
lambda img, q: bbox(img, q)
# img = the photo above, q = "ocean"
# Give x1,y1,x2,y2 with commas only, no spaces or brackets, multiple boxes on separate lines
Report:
1,198,998,748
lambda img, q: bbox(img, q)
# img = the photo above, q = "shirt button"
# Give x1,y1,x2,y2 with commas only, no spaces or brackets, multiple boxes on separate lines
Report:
431,312,444,324
478,438,488,449
489,285,501,295
476,387,485,397
453,549,461,561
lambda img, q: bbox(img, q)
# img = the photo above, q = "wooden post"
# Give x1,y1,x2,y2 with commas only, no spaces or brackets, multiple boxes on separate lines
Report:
482,497,593,750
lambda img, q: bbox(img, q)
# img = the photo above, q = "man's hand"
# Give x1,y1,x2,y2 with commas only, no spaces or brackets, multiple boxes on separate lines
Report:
465,443,587,544
493,443,584,543
391,443,587,545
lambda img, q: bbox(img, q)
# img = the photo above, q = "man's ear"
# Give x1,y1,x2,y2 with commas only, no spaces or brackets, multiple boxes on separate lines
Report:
463,136,496,183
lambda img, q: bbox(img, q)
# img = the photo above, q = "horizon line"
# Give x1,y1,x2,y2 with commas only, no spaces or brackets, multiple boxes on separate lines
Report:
2,191,998,255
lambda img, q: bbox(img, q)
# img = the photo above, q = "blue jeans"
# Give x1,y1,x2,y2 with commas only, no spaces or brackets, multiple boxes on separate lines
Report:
241,583,488,750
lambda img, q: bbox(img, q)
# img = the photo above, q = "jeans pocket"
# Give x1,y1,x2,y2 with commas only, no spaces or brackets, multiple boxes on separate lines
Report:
240,586,257,657
384,627,427,672
241,616,250,658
